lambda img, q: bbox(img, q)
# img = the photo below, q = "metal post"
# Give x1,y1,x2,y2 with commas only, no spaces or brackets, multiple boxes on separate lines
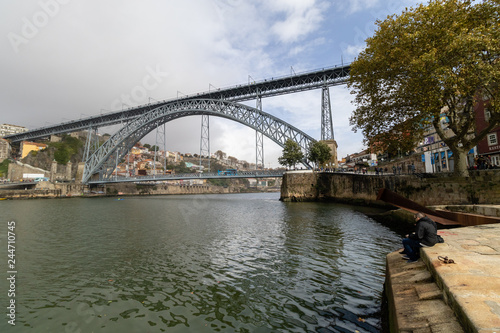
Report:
321,85,334,141
115,148,119,181
256,132,264,170
153,146,158,178
200,115,210,172
126,154,129,178
163,123,167,173
154,122,167,177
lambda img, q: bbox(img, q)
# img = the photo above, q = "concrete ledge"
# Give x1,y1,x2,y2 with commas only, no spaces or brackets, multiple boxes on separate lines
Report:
431,205,500,218
284,170,314,174
421,224,500,333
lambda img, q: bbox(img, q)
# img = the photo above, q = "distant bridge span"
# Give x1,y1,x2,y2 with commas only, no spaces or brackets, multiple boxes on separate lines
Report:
83,99,315,184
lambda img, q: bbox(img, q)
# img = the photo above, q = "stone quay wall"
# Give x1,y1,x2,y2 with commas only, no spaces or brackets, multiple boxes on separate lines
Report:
103,182,235,196
1,181,272,199
280,170,500,206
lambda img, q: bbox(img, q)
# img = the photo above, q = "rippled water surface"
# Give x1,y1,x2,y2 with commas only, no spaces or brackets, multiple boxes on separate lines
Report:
0,193,401,332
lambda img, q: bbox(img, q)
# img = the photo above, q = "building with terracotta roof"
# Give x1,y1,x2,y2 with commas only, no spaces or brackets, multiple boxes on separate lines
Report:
21,141,48,159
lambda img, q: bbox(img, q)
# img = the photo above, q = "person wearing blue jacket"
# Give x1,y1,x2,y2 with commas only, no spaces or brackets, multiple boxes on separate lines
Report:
401,212,438,263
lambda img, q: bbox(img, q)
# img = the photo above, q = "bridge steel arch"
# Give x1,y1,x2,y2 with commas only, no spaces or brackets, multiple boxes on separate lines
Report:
82,99,316,184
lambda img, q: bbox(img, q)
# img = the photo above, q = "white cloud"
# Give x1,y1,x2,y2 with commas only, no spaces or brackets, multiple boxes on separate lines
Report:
344,44,366,59
345,0,380,14
266,0,327,44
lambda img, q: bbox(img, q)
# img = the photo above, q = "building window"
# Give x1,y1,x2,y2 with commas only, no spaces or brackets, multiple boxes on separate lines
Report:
487,133,498,146
484,107,491,122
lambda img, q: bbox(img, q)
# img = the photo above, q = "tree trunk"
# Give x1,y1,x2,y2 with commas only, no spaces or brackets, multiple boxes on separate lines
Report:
453,148,470,177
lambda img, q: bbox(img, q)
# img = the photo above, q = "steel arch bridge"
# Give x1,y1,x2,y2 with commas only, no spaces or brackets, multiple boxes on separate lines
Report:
83,99,315,184
4,64,349,143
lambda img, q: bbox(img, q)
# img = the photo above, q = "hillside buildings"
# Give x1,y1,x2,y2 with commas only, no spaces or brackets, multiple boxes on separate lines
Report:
0,124,27,138
357,99,499,173
415,99,500,172
475,98,500,167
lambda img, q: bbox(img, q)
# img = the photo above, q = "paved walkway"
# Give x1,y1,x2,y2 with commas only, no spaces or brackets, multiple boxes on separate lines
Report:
421,224,500,333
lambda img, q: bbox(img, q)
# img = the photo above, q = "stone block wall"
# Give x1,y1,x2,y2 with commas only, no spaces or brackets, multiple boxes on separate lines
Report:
8,161,50,181
7,160,74,182
280,170,500,206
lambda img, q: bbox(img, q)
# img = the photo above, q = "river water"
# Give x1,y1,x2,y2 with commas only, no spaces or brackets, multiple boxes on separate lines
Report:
0,192,402,332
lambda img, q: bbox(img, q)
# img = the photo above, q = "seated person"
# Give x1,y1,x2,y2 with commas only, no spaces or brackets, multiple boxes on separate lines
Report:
401,212,438,263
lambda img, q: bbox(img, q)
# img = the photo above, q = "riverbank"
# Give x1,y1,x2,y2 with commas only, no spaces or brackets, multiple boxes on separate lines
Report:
0,181,279,199
385,224,500,332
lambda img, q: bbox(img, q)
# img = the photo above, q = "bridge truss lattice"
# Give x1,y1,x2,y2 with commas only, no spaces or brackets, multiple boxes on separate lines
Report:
82,99,316,184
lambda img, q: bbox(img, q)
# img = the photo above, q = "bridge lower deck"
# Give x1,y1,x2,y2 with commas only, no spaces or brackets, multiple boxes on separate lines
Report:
88,171,284,185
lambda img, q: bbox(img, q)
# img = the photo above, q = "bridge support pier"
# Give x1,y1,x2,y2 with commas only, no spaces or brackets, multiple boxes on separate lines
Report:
256,95,264,170
200,114,210,172
320,86,339,168
321,86,334,141
154,122,167,176
82,127,100,182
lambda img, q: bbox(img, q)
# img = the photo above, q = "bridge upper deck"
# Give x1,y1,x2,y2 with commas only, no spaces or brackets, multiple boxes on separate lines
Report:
5,65,349,143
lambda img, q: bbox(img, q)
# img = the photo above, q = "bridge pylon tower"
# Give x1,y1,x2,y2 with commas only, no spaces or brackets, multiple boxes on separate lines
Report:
256,94,264,170
321,85,334,141
320,85,339,168
83,126,101,181
154,122,167,176
83,126,100,163
200,114,210,172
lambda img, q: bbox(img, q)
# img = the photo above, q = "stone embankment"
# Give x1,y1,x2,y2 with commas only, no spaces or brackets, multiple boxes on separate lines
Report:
280,170,500,206
0,181,277,199
386,224,500,332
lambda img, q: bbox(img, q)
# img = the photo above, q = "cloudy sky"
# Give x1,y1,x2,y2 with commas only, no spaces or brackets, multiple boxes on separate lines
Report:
1,0,424,168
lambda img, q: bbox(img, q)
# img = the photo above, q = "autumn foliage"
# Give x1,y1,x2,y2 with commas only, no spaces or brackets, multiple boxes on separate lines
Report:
348,0,499,176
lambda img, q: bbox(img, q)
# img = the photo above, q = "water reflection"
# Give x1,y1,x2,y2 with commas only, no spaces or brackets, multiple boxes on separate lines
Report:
0,193,400,332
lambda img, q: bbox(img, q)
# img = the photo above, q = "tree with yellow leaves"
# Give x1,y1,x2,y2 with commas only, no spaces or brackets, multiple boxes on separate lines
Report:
348,0,499,176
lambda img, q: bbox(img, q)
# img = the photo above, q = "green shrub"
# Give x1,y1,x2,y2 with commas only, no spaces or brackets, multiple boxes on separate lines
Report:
47,135,83,164
0,159,10,177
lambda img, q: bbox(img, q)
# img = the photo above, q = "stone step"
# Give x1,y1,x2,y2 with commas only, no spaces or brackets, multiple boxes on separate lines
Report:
415,283,443,301
385,251,464,332
420,225,500,333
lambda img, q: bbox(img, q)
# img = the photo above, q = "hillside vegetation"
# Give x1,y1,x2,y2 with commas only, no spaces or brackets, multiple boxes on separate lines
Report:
22,135,85,175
